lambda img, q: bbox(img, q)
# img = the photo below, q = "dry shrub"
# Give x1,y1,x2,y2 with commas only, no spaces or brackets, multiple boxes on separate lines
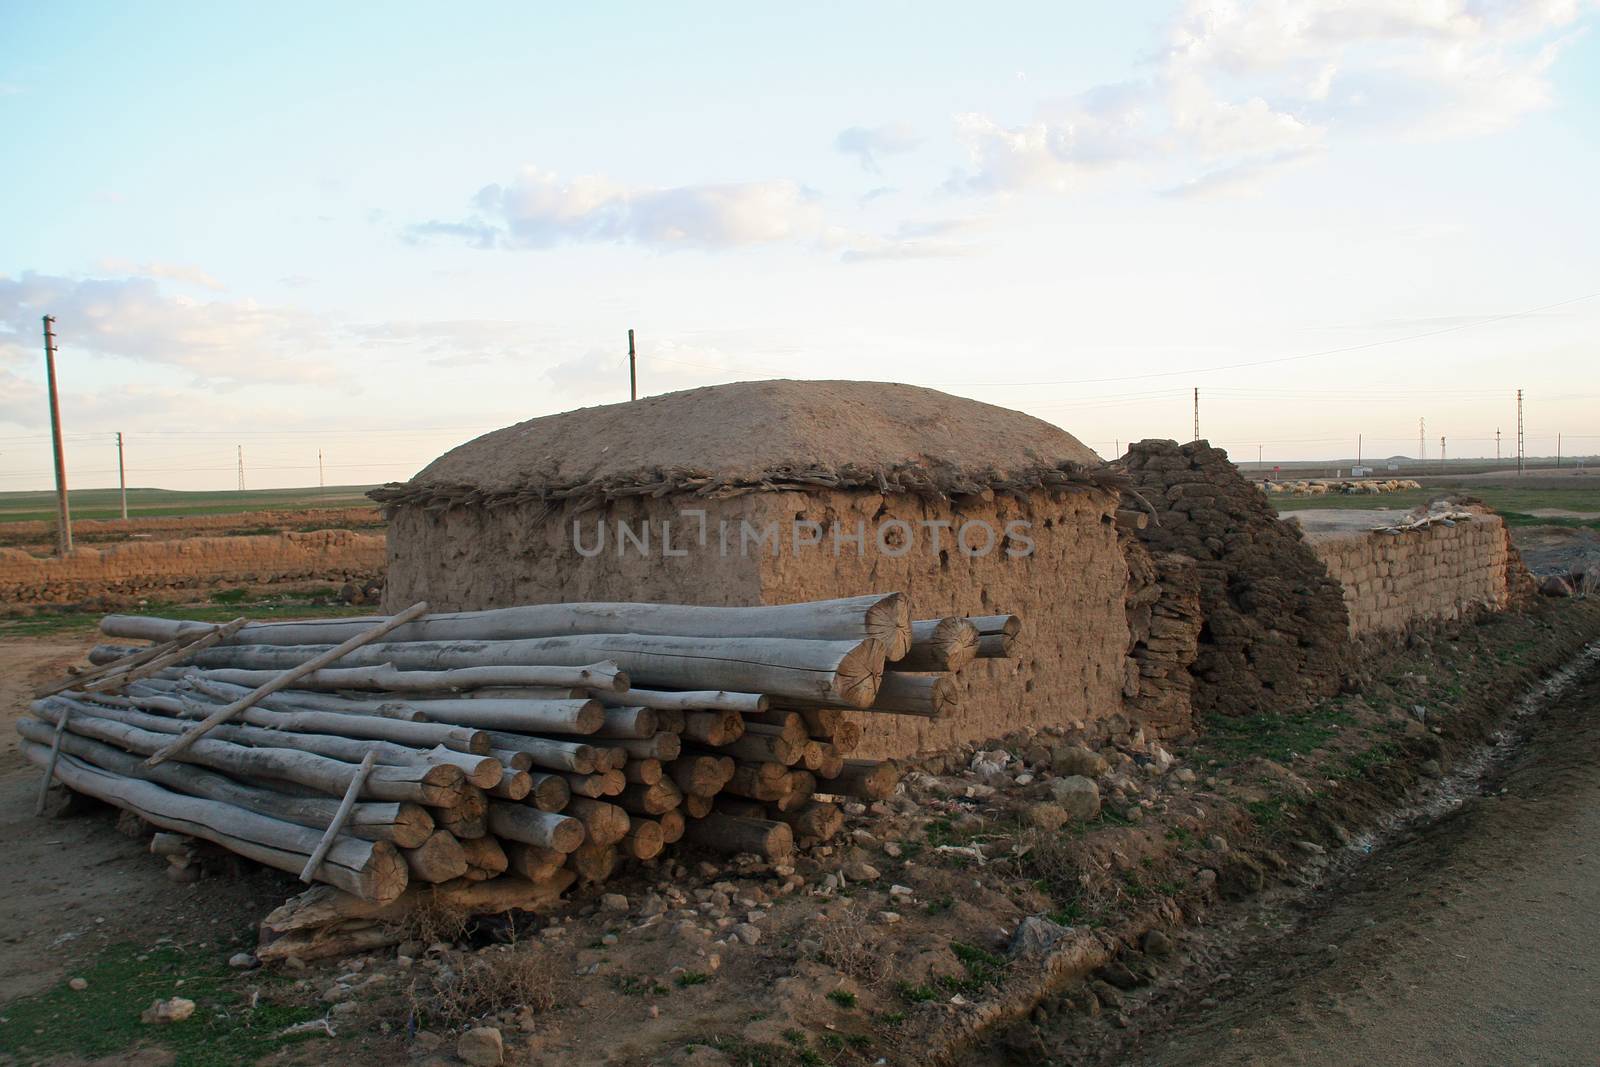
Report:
416,944,557,1029
816,903,888,986
402,897,470,947
1015,827,1106,918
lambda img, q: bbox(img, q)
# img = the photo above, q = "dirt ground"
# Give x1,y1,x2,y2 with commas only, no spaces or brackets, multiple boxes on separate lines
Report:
1117,654,1600,1066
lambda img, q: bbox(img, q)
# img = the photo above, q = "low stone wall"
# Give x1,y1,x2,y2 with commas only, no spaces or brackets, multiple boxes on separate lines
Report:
1293,509,1515,635
0,530,386,605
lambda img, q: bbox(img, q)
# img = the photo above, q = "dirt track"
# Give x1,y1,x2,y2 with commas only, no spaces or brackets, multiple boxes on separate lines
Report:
1124,657,1600,1066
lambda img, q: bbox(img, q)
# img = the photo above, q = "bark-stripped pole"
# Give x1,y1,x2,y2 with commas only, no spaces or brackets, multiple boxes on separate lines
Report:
116,432,128,521
145,602,429,766
42,316,72,556
34,707,71,815
628,328,637,401
300,750,377,883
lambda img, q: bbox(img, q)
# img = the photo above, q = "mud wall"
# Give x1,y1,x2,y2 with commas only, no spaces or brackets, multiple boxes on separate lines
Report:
0,530,385,605
1298,512,1516,635
384,486,1131,758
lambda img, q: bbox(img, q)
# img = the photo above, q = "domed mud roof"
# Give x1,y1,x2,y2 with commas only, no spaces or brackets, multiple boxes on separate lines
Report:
371,379,1112,509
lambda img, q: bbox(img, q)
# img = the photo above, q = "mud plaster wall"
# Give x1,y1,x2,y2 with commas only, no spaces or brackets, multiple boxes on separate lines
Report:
1300,515,1514,636
0,530,385,605
384,487,1130,759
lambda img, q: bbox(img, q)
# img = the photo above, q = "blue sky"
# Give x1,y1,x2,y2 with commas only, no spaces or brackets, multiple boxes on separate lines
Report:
3,1,1598,491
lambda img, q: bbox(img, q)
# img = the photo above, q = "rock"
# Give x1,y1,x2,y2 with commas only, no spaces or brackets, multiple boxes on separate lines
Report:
1024,803,1069,833
843,861,880,882
1142,930,1174,958
1089,980,1123,1011
1050,745,1109,779
1172,768,1196,784
1098,959,1143,990
1217,854,1265,900
1049,776,1101,821
601,933,619,946
1420,759,1443,779
1008,915,1068,958
68,977,88,991
228,952,256,969
457,1026,505,1066
882,842,903,858
878,911,901,924
600,892,629,912
733,924,761,945
999,1021,1048,1063
141,997,196,1024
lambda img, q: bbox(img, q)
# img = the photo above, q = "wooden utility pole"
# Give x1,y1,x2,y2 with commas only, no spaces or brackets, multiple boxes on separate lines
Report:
1440,435,1446,473
1192,388,1199,442
42,316,72,556
237,445,245,491
1516,389,1524,475
116,432,128,520
319,449,325,488
1496,428,1501,465
628,329,637,401
1418,417,1425,465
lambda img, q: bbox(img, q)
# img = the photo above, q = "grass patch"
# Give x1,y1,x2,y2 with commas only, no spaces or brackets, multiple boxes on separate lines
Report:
676,971,710,988
0,942,323,1066
0,595,372,639
826,989,857,1008
1199,704,1356,765
896,981,939,1004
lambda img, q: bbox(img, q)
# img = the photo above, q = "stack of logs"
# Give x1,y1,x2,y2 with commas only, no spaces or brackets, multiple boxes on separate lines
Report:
19,594,1018,959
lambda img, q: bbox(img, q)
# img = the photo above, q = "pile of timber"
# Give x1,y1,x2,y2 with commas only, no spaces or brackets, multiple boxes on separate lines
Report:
20,594,1020,959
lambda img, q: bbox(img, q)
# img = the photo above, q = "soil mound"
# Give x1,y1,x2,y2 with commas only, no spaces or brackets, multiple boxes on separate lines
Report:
373,380,1109,509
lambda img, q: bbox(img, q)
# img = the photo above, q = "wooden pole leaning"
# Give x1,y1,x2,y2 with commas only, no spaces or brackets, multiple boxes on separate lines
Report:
301,750,377,883
34,707,71,815
145,602,429,767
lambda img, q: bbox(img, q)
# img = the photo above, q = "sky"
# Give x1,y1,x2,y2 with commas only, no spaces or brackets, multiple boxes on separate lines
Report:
2,0,1598,492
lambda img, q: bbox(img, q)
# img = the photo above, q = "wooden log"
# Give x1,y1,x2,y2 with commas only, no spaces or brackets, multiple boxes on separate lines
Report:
682,812,793,862
667,755,735,798
616,778,682,816
33,707,71,816
565,841,617,883
458,835,508,881
613,732,681,761
622,757,662,785
490,747,533,773
1115,507,1148,531
149,831,193,858
169,633,888,709
653,707,685,735
743,719,807,746
593,688,768,714
33,701,463,805
563,771,623,799
16,717,434,847
525,773,572,812
724,762,789,803
657,807,685,844
975,633,1017,658
966,613,1022,638
484,733,598,774
821,759,901,801
682,710,745,747
620,819,664,861
432,785,487,839
257,921,401,963
429,870,575,913
829,720,863,755
775,770,817,812
459,685,586,700
21,743,407,902
308,696,602,735
300,751,377,883
798,740,825,773
50,618,249,698
564,798,630,848
599,746,628,773
36,631,211,699
403,829,469,883
503,842,565,882
581,706,657,740
173,662,629,693
780,671,957,718
893,617,980,673
112,593,911,657
798,708,843,736
744,709,808,733
486,769,532,801
710,732,801,766
814,744,845,780
486,802,586,853
682,793,714,819
773,800,844,843
144,602,430,766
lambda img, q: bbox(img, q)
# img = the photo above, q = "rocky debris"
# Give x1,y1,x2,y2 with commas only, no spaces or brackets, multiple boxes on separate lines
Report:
1142,929,1174,958
68,977,88,991
843,861,881,882
141,997,196,1024
1049,744,1109,779
457,1026,505,1066
1122,439,1352,718
1009,915,1069,958
600,893,629,913
1217,854,1266,900
1050,776,1102,820
1025,802,1070,832
228,952,257,969
1121,541,1205,736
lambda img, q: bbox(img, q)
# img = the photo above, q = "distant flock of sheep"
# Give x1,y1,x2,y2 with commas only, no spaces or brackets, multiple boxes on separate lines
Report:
1260,478,1424,496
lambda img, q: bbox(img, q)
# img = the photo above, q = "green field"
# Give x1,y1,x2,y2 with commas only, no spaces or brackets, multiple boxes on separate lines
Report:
1272,484,1600,529
0,485,381,523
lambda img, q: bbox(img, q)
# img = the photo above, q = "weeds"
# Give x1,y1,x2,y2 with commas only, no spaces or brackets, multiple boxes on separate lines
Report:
411,944,556,1029
816,905,888,986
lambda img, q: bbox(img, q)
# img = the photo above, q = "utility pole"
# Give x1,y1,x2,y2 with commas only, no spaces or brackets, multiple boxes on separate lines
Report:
116,431,128,521
1516,389,1524,475
1440,435,1446,473
1496,428,1501,465
1557,433,1562,469
237,445,245,491
1418,417,1425,466
1114,438,1119,460
42,316,72,556
1258,444,1263,470
1192,388,1199,442
319,449,325,488
628,329,637,402
1357,433,1362,468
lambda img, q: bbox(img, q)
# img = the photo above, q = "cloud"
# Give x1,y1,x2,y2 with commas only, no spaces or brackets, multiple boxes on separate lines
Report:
834,123,923,172
1161,145,1324,198
0,368,42,426
0,272,333,386
96,259,227,292
951,0,1585,195
349,318,557,368
837,217,987,263
409,166,825,251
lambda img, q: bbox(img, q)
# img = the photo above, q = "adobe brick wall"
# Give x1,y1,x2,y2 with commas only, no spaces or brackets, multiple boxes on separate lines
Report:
0,529,385,605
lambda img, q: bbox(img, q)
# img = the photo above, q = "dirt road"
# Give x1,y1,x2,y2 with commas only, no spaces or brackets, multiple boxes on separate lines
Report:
1126,659,1600,1066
